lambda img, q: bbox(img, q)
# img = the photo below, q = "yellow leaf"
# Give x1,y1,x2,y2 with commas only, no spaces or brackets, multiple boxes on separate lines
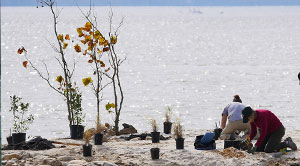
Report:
99,37,105,45
83,50,88,56
85,35,92,41
105,103,115,111
63,43,68,49
58,34,64,42
84,22,92,32
104,40,109,47
56,75,63,83
97,48,102,54
103,47,109,52
77,28,83,37
65,34,70,40
94,30,101,39
81,40,88,45
82,77,93,86
110,36,117,44
74,44,81,53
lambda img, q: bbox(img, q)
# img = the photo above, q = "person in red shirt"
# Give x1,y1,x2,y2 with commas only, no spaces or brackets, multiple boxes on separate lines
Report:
242,106,297,153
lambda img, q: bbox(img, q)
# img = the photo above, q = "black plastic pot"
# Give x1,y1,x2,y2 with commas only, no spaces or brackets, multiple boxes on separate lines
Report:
6,136,12,145
94,133,103,145
163,122,172,134
224,140,241,150
150,148,160,160
70,125,84,139
12,133,26,145
151,132,160,143
176,138,184,149
83,144,92,157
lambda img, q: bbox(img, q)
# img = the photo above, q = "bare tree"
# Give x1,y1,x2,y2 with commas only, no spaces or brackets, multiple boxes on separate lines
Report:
107,9,126,134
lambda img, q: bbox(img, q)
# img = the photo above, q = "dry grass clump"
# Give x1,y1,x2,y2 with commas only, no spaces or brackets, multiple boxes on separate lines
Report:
83,128,95,145
173,120,183,139
217,147,245,158
165,106,172,123
150,119,158,132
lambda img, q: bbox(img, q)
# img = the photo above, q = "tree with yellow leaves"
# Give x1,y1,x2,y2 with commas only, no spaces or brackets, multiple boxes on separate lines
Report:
17,0,85,136
77,6,126,134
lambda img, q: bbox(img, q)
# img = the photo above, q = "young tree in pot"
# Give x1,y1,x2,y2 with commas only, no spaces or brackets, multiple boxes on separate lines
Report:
83,128,95,157
163,106,173,134
68,86,85,139
78,7,126,135
174,119,184,149
9,95,34,145
18,0,85,138
151,119,160,143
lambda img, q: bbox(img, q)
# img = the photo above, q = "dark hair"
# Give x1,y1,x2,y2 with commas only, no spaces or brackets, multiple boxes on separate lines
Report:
242,106,253,123
233,94,242,103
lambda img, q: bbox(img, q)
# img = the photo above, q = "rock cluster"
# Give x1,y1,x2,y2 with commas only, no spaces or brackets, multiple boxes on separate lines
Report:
2,136,55,150
1,150,118,166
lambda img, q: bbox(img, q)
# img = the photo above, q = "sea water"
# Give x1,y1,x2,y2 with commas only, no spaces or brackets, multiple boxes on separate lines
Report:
1,6,300,142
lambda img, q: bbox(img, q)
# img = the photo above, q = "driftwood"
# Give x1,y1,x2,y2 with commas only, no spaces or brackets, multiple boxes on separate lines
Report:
51,141,82,146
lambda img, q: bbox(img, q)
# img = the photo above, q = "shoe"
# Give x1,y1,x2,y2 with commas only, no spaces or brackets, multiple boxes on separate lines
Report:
285,137,297,151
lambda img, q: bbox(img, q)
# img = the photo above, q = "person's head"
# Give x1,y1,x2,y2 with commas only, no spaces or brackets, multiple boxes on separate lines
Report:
233,94,242,103
242,106,255,123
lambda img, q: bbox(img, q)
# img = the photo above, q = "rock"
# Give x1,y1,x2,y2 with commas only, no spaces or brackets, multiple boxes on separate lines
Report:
130,137,141,141
41,157,56,165
51,160,63,166
122,123,133,129
20,152,31,160
57,156,75,162
2,136,55,150
93,161,117,166
68,160,88,166
6,159,18,166
2,160,8,165
119,127,137,135
2,153,22,160
105,129,116,137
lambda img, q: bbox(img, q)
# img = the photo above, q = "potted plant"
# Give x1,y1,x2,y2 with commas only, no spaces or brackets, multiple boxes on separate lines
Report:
174,119,184,149
83,128,95,157
69,86,85,139
150,119,160,143
163,106,173,134
9,95,34,145
6,129,12,145
150,147,160,160
94,113,104,145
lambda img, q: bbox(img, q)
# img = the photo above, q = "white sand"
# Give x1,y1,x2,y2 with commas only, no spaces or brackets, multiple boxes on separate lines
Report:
2,129,300,166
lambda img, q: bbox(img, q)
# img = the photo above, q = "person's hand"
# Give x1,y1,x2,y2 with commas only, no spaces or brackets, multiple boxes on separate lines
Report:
247,146,257,154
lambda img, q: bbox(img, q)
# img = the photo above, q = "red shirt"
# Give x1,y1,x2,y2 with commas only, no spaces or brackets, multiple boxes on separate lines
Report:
249,109,283,147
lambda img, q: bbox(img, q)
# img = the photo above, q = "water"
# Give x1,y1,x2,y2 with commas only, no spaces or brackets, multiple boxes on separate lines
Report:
1,6,300,142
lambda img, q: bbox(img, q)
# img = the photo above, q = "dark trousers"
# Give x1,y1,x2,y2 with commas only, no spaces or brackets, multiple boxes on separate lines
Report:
256,125,286,153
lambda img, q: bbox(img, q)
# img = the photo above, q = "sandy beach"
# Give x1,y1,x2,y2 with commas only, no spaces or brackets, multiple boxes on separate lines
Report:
2,129,300,166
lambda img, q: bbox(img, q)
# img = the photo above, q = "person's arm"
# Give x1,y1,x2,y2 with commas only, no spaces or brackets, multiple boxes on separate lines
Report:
255,119,268,148
249,122,257,140
221,104,229,129
221,114,227,129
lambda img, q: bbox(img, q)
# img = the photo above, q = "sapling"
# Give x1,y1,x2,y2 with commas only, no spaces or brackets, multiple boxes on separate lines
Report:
9,95,34,133
165,106,172,123
173,119,183,139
